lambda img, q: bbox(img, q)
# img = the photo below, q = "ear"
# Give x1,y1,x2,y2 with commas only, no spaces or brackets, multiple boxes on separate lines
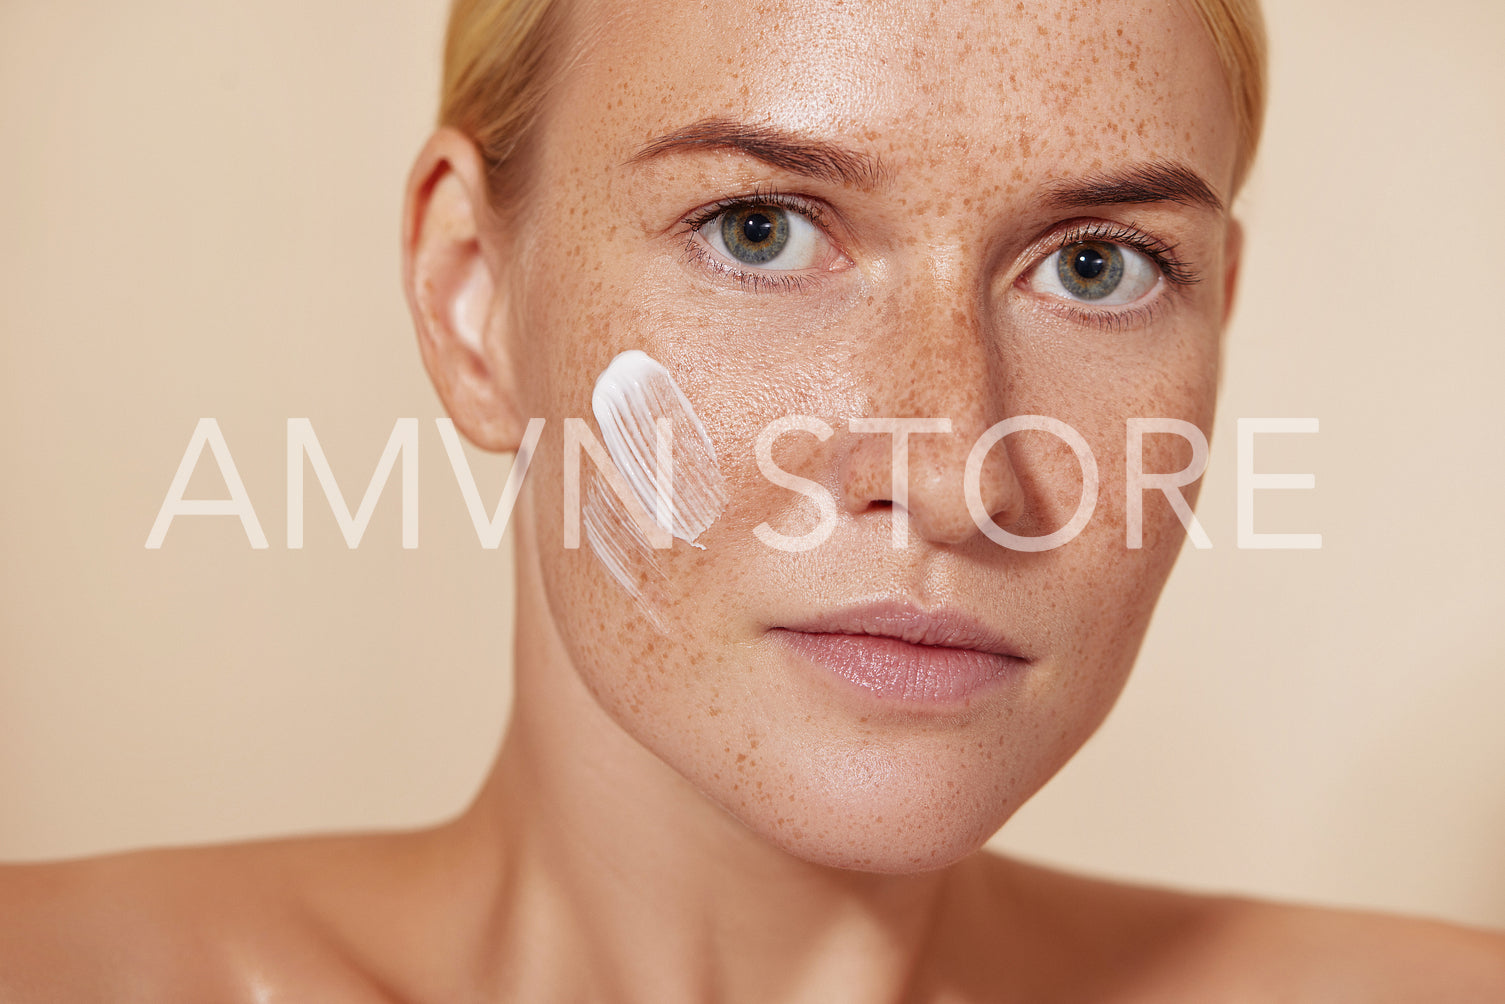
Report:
402,127,526,452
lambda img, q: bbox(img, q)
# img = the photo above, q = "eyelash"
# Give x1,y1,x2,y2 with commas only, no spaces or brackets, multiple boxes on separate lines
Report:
1047,221,1200,287
676,193,1202,326
1027,221,1201,332
679,186,835,293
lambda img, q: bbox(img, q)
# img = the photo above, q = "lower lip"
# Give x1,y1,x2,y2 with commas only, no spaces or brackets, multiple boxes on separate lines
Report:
774,630,1025,704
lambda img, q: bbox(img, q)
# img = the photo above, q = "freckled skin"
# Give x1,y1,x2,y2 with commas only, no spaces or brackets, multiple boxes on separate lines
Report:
4,2,1505,1003
511,0,1235,874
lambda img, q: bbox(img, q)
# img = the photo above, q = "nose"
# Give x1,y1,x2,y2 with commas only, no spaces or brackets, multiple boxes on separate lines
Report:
836,275,1024,548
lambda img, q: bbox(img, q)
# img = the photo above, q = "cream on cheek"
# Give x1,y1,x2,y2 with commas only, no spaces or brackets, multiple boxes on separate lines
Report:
583,350,729,626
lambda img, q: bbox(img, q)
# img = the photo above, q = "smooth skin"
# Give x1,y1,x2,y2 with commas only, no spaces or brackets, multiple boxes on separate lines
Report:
4,0,1504,1001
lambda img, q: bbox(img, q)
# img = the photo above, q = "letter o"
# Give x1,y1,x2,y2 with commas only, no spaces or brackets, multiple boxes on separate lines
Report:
964,415,1099,552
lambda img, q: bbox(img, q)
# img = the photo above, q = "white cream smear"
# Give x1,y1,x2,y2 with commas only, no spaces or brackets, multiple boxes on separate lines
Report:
585,350,728,621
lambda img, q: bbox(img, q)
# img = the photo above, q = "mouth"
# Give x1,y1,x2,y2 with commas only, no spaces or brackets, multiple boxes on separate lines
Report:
770,601,1031,705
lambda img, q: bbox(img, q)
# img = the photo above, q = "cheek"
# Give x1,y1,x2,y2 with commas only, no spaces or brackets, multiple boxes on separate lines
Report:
503,263,772,737
994,316,1219,674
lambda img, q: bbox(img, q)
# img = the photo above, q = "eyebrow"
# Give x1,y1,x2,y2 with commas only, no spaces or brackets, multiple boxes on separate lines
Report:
628,118,886,187
1043,162,1225,214
629,122,1220,214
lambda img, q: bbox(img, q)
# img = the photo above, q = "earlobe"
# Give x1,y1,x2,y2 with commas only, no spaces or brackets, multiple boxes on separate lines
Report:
402,127,526,453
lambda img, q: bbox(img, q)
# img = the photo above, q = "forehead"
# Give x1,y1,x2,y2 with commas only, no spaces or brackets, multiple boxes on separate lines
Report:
556,0,1238,200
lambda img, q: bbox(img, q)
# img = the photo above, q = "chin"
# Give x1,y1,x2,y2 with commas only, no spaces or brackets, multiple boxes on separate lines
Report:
751,802,1013,875
698,742,1040,875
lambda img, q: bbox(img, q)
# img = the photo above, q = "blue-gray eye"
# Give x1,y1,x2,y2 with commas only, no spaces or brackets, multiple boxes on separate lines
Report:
1027,239,1160,307
719,205,791,264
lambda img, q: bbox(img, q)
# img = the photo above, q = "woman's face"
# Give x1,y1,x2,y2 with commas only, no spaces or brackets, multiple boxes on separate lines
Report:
498,0,1239,871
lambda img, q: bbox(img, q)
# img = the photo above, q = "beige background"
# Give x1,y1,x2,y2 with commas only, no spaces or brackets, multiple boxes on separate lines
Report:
3,0,1503,930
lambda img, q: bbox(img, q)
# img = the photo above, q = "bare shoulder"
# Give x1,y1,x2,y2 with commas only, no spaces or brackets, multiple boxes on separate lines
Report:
0,832,429,1004
1209,894,1505,1001
968,854,1505,1003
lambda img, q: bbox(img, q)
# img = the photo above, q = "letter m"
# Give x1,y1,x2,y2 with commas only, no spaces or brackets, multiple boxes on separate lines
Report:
287,418,418,549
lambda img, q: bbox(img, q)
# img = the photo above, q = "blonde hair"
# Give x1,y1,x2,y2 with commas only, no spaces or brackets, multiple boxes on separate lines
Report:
438,0,1268,198
438,0,568,205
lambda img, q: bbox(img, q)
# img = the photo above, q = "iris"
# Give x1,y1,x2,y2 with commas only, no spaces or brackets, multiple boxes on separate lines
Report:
1056,241,1125,300
719,205,791,265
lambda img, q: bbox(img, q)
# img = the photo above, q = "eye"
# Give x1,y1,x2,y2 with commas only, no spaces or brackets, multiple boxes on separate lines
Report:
1027,240,1161,306
701,203,825,271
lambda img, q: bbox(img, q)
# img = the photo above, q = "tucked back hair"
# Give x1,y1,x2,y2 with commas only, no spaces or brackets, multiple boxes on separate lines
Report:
439,0,561,180
439,0,1268,199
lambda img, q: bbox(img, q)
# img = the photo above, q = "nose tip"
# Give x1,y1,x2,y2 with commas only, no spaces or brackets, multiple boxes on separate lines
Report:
838,418,1024,547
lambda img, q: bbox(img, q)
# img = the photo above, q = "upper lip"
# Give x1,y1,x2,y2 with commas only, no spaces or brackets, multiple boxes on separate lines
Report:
777,601,1030,660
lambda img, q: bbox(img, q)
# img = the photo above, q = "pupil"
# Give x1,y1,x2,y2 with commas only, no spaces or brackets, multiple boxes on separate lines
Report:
742,213,774,244
1073,248,1107,280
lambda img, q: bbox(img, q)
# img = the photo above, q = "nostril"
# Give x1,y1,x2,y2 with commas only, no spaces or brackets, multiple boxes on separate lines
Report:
907,505,987,548
838,438,899,515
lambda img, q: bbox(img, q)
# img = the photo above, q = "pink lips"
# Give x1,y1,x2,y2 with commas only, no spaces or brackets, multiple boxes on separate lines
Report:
772,602,1029,704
